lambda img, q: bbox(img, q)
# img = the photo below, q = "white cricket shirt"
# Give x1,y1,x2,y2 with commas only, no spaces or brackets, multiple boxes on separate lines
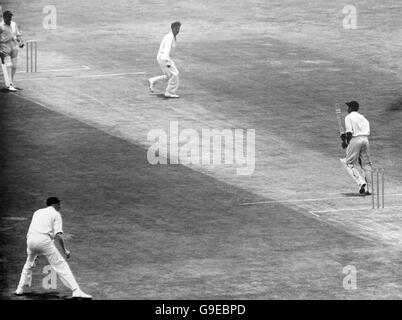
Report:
157,31,176,61
345,111,370,137
0,21,20,43
27,206,63,239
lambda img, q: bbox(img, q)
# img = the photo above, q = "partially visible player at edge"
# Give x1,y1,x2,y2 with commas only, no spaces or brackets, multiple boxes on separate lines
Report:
15,197,92,299
0,10,24,91
339,101,373,195
148,21,181,98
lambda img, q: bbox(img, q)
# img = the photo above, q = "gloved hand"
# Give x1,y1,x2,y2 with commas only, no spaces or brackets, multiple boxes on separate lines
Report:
340,133,347,141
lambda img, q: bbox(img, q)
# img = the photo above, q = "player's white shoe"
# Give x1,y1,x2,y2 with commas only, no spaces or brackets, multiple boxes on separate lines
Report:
148,79,154,93
72,288,92,299
14,287,24,296
8,85,17,92
164,93,180,98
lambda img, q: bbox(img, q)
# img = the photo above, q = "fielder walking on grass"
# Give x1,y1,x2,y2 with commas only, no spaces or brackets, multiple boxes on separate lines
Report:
148,21,181,98
15,197,92,299
0,10,24,91
339,101,373,195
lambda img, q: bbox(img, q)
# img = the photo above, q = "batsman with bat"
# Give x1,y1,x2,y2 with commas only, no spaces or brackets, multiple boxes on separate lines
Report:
338,101,373,195
0,10,24,91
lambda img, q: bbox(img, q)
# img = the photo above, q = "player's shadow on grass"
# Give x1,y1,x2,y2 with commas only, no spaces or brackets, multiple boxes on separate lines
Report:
341,192,369,197
154,93,169,99
20,291,65,300
0,88,22,93
387,98,402,112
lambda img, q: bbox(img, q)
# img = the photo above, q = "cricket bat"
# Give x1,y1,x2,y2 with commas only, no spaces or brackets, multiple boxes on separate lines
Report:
1,62,11,87
335,103,345,134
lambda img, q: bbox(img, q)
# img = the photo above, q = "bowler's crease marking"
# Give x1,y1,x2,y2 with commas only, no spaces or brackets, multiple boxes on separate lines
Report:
16,71,146,81
17,65,90,73
240,193,402,206
310,205,402,214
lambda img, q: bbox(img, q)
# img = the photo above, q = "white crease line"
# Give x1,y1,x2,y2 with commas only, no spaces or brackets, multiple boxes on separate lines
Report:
18,65,90,73
310,205,402,214
241,196,362,205
295,69,317,72
310,207,369,214
16,71,146,81
310,212,320,217
74,72,146,78
2,217,28,221
240,193,402,206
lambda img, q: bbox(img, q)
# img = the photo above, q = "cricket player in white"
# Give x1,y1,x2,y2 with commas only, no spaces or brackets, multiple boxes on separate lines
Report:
15,197,91,299
339,101,373,194
148,21,181,98
0,10,24,91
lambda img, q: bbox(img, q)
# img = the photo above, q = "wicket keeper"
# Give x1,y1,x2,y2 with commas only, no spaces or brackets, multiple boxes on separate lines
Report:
15,197,92,299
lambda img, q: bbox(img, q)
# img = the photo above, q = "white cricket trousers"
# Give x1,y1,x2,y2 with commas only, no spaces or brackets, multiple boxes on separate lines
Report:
150,57,179,95
340,135,373,191
17,234,79,291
